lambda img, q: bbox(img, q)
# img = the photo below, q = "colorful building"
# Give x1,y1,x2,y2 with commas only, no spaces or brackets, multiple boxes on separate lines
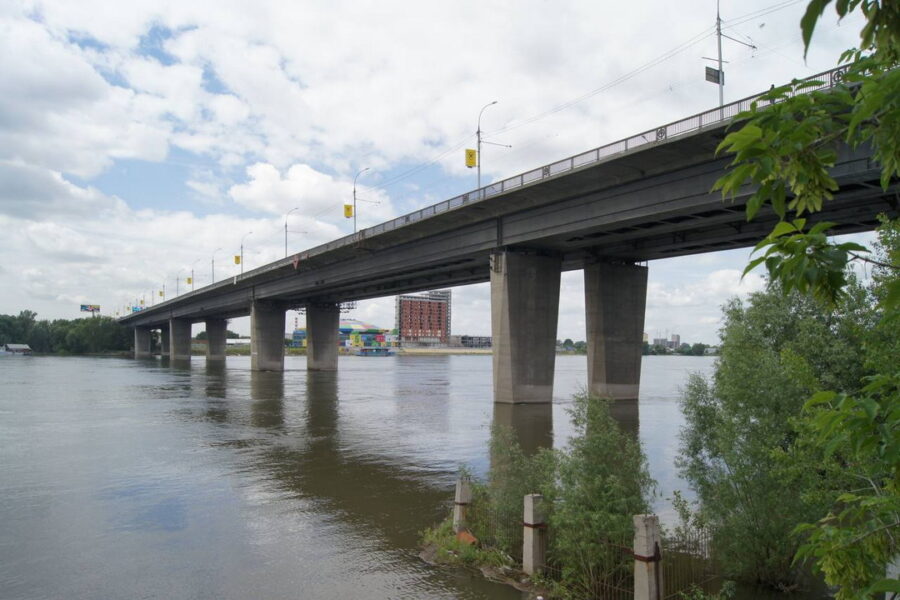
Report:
291,319,397,354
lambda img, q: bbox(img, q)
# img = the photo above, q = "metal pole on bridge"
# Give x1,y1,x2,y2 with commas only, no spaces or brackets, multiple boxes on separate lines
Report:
353,168,369,234
212,247,222,284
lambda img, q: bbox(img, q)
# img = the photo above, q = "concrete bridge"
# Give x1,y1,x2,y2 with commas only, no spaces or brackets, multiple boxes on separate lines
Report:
119,66,896,405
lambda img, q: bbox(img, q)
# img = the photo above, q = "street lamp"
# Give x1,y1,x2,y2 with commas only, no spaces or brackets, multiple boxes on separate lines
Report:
212,247,222,283
477,100,497,190
240,231,253,275
352,167,369,234
285,207,300,257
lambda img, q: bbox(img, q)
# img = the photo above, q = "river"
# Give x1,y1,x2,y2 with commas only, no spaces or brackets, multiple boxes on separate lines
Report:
1,354,714,599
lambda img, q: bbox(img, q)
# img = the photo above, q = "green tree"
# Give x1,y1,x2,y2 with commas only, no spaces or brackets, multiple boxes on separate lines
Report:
690,343,708,356
712,3,900,596
678,280,873,588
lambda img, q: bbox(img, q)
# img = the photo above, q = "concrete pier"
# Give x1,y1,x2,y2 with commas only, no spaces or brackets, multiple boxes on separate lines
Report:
250,300,285,372
159,327,170,358
134,327,152,359
307,303,340,371
205,318,227,362
134,327,152,358
491,250,561,404
584,261,648,401
169,319,192,361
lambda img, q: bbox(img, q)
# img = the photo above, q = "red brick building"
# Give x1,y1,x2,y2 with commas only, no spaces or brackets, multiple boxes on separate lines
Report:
395,290,451,345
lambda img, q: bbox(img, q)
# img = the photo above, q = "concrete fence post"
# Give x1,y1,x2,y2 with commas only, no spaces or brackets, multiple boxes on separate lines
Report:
452,477,472,533
523,493,546,576
633,514,663,600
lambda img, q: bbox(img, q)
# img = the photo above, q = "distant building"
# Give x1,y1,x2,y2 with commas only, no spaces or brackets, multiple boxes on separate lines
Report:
395,290,451,346
2,343,32,355
642,332,649,343
459,335,491,348
291,319,396,350
669,334,681,349
652,338,668,348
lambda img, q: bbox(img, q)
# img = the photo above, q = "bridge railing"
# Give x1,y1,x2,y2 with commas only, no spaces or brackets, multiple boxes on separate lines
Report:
294,65,848,265
124,65,850,319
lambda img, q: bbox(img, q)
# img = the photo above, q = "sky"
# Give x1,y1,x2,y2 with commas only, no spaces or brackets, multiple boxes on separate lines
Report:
0,0,872,344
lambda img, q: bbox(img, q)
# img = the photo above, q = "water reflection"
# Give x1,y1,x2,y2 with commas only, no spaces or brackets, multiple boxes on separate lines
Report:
200,360,228,423
249,371,285,429
492,403,553,455
305,370,338,439
608,398,640,437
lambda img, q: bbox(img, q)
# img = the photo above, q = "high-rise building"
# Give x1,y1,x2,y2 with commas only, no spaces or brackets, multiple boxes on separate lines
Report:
395,290,451,345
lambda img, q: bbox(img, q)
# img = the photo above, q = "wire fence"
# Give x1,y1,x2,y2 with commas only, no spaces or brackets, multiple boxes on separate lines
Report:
467,499,524,564
463,488,726,600
662,527,721,599
544,529,636,600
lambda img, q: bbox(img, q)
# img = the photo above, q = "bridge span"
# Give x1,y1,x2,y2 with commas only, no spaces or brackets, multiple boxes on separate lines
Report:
120,67,897,405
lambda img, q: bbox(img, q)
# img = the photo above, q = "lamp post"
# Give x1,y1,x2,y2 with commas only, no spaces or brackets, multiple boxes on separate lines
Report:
285,207,300,257
240,231,253,275
212,247,222,283
352,167,369,234
477,100,498,190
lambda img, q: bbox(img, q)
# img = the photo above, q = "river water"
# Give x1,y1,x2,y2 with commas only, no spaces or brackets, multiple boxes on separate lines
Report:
0,354,714,599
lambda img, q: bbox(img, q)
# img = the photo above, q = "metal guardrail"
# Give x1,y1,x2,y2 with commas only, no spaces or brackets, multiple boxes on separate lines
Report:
122,65,848,320
303,65,848,259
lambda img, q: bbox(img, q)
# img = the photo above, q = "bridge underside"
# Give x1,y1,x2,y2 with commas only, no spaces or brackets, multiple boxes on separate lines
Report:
123,123,897,404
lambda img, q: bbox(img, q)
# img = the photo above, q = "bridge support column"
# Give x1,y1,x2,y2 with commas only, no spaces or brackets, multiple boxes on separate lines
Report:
205,318,227,362
585,261,648,401
134,327,152,359
251,300,285,372
159,327,170,358
169,318,192,361
491,250,561,404
307,303,340,371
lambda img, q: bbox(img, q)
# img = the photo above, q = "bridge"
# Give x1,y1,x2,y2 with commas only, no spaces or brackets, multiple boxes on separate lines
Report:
119,66,896,405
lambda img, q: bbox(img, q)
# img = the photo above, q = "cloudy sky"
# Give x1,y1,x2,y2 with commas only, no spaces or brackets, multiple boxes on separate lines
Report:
0,0,869,343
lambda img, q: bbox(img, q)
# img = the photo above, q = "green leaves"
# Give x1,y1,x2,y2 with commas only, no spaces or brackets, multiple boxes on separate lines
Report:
742,219,871,306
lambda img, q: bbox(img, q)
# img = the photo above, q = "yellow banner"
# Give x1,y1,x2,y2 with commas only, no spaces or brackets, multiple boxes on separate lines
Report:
344,204,354,218
186,277,192,284
465,149,477,168
234,255,241,264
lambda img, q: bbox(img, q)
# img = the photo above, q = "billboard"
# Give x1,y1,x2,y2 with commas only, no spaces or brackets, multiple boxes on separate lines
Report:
80,304,100,313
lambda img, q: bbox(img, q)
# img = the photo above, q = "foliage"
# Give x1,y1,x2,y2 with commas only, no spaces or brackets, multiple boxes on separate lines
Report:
465,394,653,598
420,517,514,569
0,311,132,354
711,2,899,594
676,581,736,600
677,281,873,588
795,375,900,599
548,393,654,597
428,394,654,598
790,218,900,600
713,1,900,309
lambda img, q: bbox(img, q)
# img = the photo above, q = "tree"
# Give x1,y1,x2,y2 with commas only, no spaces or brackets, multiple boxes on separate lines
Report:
713,2,900,596
690,342,708,356
678,280,872,588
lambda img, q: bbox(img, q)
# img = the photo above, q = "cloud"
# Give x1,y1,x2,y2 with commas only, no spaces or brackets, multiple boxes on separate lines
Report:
228,162,395,228
0,160,127,220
